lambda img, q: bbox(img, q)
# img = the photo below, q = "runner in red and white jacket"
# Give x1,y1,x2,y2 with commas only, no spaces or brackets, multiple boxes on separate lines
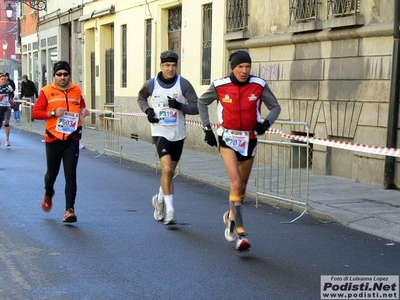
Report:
198,50,281,251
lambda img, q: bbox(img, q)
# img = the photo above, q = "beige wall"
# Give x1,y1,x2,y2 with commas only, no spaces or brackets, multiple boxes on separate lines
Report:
78,0,398,186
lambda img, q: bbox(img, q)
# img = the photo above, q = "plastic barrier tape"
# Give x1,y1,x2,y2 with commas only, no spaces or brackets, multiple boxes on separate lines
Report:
87,109,400,157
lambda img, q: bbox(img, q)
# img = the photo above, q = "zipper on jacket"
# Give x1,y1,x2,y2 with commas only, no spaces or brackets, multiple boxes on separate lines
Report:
63,90,69,140
238,86,242,129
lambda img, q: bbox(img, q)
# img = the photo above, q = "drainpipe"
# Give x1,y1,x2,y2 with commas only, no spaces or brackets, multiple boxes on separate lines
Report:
384,0,400,189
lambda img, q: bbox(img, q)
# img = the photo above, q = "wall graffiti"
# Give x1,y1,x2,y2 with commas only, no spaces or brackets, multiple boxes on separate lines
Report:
260,63,279,80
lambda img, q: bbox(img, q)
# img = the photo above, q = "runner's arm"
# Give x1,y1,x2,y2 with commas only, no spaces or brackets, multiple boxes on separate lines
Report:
137,79,153,113
31,90,49,120
198,84,217,127
261,84,281,125
180,78,199,115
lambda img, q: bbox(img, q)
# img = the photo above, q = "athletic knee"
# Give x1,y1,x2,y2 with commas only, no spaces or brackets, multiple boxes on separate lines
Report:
161,164,174,176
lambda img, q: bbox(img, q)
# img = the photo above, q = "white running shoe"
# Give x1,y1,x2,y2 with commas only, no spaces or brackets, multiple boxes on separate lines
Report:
223,211,237,242
235,232,251,251
152,194,164,221
5,140,10,147
164,210,176,225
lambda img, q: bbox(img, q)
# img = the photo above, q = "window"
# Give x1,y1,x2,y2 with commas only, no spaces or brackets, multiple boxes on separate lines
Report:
121,25,127,88
168,7,182,74
289,0,319,24
168,7,182,32
202,3,212,85
145,19,152,80
226,0,248,32
288,0,323,32
325,0,364,28
327,0,358,18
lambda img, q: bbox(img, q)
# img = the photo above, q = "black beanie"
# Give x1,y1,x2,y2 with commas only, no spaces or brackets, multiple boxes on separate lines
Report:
229,50,252,70
53,61,71,76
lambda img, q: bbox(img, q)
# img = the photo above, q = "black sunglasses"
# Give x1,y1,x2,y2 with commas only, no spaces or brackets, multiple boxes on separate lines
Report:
55,72,70,77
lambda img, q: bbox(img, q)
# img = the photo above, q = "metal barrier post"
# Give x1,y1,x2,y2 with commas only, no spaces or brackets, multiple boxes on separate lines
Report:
255,120,317,223
18,97,32,133
94,104,123,163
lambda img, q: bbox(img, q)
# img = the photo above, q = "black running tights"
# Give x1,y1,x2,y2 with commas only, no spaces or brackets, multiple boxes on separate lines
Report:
44,138,80,210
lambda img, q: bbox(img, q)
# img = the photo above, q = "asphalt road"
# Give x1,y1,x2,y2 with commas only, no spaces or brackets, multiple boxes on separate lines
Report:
0,129,399,300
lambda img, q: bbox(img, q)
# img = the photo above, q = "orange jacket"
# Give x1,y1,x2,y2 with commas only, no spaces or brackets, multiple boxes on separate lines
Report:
32,82,86,142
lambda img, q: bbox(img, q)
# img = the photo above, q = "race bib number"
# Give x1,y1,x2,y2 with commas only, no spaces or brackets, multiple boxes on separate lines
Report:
55,112,79,134
0,94,9,105
158,107,179,125
222,130,250,156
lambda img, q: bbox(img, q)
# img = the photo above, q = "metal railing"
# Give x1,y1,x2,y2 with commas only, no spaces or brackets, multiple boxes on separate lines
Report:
18,97,33,133
94,104,122,163
255,121,312,223
327,0,359,18
289,0,320,24
226,0,248,32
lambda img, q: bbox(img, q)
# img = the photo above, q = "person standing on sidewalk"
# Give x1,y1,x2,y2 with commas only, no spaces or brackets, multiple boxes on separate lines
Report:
32,61,90,223
0,73,14,146
21,75,39,122
21,75,38,103
137,50,199,225
198,50,281,251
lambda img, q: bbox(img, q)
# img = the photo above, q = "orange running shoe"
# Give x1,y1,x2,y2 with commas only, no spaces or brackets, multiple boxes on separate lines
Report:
41,190,55,212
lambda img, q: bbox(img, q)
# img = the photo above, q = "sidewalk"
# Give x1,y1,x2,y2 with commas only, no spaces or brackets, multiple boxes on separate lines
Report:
16,120,400,243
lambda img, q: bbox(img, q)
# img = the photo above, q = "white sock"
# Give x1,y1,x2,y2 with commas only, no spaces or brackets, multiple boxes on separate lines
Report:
157,186,164,203
164,195,174,212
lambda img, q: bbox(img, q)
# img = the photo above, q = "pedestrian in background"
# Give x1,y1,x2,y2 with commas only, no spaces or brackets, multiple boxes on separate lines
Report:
0,73,14,146
197,50,281,251
21,74,38,122
137,50,199,225
32,61,90,223
21,75,38,103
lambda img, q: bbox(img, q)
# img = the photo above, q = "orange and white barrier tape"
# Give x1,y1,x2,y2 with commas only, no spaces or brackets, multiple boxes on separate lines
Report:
88,109,113,115
87,109,400,157
282,133,400,158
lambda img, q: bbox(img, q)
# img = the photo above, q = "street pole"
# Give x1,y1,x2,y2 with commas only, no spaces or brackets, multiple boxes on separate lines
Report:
384,0,400,189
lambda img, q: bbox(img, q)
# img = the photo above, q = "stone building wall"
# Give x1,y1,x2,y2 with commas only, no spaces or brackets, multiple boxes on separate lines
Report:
225,1,395,186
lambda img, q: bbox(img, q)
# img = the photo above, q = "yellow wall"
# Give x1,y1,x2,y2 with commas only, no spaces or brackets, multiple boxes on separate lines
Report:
81,0,227,101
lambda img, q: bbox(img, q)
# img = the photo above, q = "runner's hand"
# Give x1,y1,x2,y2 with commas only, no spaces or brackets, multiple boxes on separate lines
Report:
254,120,271,136
80,108,90,117
145,108,159,123
204,129,217,147
167,96,182,110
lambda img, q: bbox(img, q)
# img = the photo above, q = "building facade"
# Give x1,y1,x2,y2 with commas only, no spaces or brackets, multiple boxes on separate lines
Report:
19,0,83,91
1,1,22,90
16,0,399,187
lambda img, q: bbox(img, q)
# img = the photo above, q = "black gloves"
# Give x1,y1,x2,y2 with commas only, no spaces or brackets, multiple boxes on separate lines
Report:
167,96,183,110
145,108,159,123
203,125,218,147
254,120,271,136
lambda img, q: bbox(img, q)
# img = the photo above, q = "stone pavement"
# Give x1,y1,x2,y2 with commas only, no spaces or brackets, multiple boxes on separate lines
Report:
13,119,400,243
